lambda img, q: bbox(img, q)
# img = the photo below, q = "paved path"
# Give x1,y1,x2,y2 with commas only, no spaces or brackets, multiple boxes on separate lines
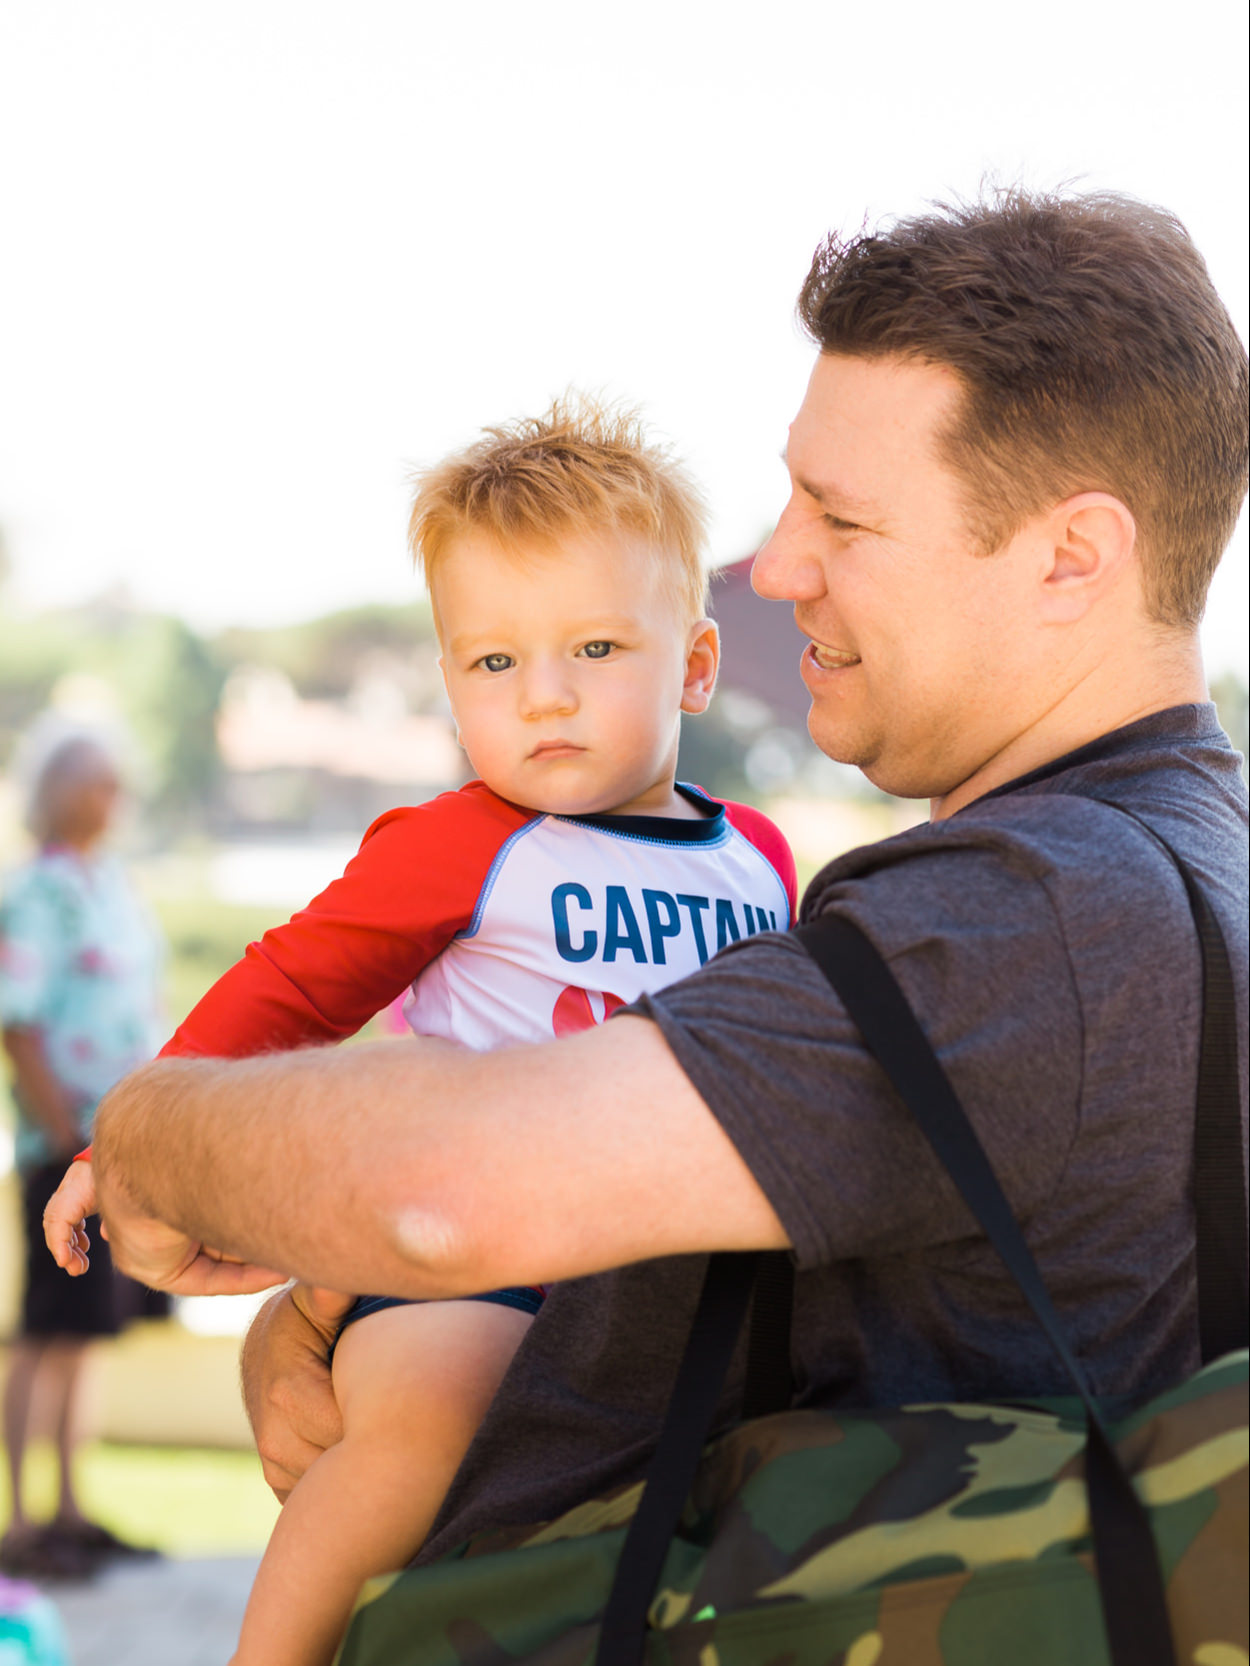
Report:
47,1555,260,1666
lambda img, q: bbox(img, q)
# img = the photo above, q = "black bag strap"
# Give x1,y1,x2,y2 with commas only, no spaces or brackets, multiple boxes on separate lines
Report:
596,906,1190,1666
1062,795,1248,1360
794,913,1177,1666
596,1251,761,1664
597,801,1244,1666
741,1248,795,1419
740,795,1247,1389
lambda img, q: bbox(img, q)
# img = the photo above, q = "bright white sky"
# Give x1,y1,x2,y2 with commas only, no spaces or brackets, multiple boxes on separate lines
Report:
1,1,1247,676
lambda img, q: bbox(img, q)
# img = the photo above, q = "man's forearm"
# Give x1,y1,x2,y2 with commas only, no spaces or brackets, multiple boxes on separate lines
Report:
92,1019,787,1298
91,1041,477,1295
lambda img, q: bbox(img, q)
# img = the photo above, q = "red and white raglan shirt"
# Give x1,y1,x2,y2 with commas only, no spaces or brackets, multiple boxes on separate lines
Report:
80,781,795,1313
158,780,796,1059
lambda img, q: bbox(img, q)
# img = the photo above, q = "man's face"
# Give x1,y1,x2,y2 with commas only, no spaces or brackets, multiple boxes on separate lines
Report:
753,352,1044,801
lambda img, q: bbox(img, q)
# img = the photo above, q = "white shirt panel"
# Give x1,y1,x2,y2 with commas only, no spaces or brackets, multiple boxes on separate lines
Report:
404,812,789,1050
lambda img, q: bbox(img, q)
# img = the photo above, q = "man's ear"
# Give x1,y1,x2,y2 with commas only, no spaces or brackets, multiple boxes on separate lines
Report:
1039,493,1138,623
679,619,720,715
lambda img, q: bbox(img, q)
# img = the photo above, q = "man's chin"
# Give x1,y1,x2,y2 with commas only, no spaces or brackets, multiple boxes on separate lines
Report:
808,717,946,803
807,713,881,781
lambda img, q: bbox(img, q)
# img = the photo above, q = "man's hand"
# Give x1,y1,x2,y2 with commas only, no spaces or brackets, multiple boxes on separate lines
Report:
97,1176,285,1297
43,1158,97,1275
241,1284,351,1501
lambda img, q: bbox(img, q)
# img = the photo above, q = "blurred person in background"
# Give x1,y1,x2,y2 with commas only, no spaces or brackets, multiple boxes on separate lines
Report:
0,727,166,1580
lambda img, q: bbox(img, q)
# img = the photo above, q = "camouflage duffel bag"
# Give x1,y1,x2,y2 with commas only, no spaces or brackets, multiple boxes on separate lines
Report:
337,1344,1248,1666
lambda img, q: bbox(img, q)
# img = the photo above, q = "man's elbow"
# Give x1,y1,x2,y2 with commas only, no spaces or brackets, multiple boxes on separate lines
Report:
382,1193,493,1297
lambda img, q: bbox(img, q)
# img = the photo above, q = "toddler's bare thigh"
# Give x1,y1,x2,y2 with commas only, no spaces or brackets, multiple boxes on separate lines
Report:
330,1298,533,1450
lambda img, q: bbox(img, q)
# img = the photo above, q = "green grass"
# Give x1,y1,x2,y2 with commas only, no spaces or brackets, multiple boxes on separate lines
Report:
2,1440,279,1556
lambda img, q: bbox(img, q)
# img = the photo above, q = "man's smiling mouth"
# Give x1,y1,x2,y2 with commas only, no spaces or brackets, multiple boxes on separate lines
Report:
807,642,861,670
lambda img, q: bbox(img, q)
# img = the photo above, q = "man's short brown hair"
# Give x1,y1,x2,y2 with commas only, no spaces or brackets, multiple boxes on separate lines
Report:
797,189,1249,626
409,395,709,626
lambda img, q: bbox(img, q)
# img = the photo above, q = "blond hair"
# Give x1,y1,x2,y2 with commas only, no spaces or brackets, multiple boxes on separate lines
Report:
408,396,709,624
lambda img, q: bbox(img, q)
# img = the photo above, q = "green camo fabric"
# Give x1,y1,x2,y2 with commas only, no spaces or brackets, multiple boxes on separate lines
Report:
336,1349,1248,1666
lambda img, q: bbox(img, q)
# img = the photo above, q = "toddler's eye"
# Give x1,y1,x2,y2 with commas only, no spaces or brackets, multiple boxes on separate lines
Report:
480,653,513,673
581,641,613,659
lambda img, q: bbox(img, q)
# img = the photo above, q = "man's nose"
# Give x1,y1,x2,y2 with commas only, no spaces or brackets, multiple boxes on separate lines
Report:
751,503,827,603
519,660,578,717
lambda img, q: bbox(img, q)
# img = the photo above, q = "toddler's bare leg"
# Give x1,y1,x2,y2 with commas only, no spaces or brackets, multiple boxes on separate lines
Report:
230,1299,532,1666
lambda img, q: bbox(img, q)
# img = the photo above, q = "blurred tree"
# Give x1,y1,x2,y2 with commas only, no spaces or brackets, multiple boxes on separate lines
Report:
105,615,226,825
0,605,226,830
0,611,90,757
1210,670,1248,773
215,602,440,702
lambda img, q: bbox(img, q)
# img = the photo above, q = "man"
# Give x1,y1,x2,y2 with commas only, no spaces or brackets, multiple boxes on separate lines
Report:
84,188,1248,1562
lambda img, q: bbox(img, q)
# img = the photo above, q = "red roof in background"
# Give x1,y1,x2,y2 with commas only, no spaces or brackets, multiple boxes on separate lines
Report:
710,557,811,728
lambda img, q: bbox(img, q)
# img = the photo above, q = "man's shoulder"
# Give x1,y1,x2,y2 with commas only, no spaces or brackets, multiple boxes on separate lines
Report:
803,795,1096,905
814,717,1245,899
803,739,1247,979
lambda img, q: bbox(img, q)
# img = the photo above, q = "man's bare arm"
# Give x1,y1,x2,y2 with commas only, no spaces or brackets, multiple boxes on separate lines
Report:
92,1018,789,1295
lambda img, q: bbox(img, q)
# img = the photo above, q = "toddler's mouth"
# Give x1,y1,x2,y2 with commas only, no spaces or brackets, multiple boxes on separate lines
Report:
528,740,585,760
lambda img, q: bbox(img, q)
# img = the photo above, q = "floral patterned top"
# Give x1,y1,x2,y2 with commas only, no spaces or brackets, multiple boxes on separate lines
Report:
0,846,164,1170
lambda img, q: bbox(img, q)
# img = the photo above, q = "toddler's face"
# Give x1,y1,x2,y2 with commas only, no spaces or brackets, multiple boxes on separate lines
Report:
433,531,716,817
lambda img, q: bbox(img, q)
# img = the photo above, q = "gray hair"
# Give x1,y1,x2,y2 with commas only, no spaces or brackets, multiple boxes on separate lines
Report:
19,723,126,842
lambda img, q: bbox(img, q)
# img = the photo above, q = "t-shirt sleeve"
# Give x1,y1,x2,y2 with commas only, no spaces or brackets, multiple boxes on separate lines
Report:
631,838,1083,1269
162,788,530,1059
719,800,799,924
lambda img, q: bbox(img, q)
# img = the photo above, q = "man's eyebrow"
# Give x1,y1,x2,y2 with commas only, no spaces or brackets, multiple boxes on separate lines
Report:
780,451,879,519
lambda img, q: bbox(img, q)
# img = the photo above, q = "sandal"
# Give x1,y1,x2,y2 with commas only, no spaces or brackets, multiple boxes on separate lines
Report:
50,1517,160,1560
0,1525,100,1583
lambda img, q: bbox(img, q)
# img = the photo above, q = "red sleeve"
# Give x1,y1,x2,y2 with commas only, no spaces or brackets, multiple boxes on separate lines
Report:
160,783,533,1060
719,799,798,925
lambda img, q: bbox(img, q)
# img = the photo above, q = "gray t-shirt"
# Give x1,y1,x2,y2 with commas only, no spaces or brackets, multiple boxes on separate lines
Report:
421,705,1248,1561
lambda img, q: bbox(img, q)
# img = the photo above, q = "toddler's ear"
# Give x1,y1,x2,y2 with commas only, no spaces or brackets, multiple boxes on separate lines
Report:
680,619,720,715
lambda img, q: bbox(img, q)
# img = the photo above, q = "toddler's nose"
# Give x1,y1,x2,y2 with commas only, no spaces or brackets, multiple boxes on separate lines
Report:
519,661,578,718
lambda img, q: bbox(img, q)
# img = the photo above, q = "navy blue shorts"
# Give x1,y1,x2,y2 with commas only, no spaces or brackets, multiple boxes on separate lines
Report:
330,1285,546,1359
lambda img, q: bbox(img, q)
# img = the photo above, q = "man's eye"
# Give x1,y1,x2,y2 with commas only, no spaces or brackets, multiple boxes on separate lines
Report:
825,514,859,534
580,641,614,660
480,653,513,673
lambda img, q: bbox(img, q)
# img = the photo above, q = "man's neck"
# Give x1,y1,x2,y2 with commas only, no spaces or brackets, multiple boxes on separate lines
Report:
930,632,1207,822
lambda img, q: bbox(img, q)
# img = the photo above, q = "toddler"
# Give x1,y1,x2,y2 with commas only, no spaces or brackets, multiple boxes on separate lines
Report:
45,397,795,1664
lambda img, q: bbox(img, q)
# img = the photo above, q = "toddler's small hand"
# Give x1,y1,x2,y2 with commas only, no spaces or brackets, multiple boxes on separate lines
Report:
43,1158,97,1276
